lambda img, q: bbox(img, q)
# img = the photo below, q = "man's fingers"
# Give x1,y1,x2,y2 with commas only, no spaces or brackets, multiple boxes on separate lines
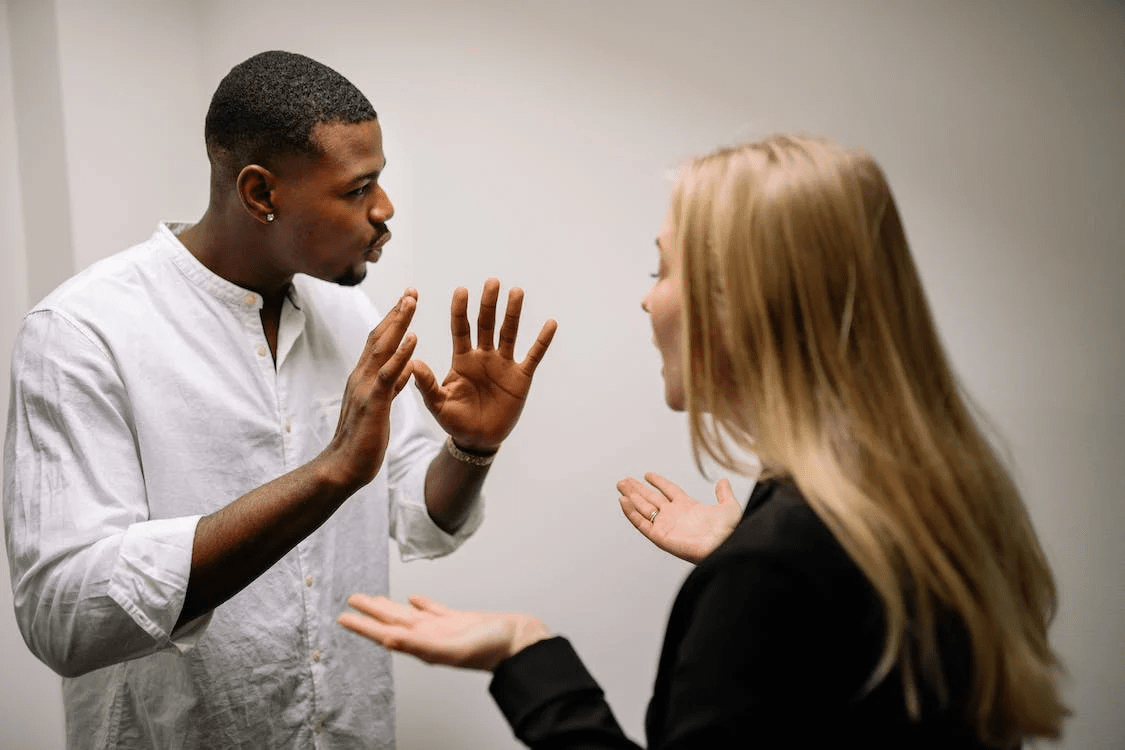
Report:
450,287,471,355
497,287,523,360
409,360,444,412
363,294,416,370
476,278,500,352
393,362,415,395
519,319,558,374
376,333,417,391
369,289,418,341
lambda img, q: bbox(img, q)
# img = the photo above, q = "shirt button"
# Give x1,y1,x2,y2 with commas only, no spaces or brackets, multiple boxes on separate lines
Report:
305,575,313,587
244,293,257,306
256,345,267,357
314,721,324,734
284,418,292,433
312,650,321,663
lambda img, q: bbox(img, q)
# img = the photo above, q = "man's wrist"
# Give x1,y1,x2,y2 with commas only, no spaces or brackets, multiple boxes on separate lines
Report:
310,451,365,497
445,436,498,466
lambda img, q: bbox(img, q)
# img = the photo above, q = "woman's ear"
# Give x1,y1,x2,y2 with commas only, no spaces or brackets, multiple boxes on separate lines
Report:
236,164,276,224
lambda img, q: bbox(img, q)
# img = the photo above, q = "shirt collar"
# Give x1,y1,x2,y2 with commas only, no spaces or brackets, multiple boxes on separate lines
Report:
158,222,303,311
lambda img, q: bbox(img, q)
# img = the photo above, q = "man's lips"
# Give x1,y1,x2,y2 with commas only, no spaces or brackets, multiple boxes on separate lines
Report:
366,230,391,259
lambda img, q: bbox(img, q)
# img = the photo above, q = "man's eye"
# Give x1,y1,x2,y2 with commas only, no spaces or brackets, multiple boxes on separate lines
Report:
351,184,370,197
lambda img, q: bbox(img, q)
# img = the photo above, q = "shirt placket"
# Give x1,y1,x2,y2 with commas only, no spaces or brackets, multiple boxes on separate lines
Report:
274,298,329,746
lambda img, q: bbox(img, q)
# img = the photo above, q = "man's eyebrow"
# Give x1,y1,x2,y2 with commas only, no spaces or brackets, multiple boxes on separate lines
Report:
351,159,388,183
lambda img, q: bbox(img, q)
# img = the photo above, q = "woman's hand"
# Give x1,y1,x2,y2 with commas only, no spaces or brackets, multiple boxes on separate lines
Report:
618,473,742,564
338,593,552,672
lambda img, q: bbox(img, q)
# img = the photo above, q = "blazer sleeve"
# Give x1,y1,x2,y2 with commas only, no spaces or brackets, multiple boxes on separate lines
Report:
486,555,822,749
489,636,643,750
653,556,818,747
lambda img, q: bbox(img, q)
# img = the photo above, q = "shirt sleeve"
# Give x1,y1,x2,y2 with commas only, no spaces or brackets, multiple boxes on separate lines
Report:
383,382,485,561
3,310,209,678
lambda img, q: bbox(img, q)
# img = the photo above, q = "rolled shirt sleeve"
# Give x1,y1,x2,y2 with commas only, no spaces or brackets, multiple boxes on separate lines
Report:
383,384,485,562
3,311,208,678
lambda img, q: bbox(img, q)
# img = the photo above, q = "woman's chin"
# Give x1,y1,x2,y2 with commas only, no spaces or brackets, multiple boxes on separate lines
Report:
664,388,687,412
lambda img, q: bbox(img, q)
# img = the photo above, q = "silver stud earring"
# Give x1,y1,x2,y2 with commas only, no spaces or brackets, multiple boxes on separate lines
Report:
266,213,275,223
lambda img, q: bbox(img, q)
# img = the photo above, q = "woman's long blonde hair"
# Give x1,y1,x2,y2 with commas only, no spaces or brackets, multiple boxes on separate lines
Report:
675,135,1067,746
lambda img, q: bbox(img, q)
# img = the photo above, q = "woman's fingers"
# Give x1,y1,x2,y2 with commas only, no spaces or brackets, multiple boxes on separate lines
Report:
618,475,674,515
714,477,738,505
643,472,689,503
621,481,661,528
338,611,395,644
346,593,418,627
408,594,455,616
619,494,658,535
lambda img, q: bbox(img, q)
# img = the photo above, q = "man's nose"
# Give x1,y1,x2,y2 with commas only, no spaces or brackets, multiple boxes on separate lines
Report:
370,187,394,223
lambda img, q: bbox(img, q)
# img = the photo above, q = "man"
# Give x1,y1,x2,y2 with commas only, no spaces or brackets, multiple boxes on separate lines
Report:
3,50,556,748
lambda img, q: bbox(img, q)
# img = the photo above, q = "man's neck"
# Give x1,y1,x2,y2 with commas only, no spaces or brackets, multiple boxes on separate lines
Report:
179,211,293,299
180,211,290,362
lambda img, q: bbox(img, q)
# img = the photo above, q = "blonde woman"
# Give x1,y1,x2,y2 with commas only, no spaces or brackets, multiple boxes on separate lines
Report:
338,135,1068,748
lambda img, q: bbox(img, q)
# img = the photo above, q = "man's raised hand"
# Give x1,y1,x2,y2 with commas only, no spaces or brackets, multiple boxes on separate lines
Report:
320,289,419,489
411,278,557,453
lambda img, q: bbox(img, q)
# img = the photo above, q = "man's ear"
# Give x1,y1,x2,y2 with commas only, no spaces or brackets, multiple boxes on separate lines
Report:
236,164,276,224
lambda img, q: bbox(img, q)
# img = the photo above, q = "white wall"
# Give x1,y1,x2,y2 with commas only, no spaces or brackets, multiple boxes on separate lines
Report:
54,0,210,271
1,1,68,747
2,1,1122,748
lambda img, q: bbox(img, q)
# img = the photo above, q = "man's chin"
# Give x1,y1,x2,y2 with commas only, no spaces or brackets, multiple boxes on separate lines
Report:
333,265,368,287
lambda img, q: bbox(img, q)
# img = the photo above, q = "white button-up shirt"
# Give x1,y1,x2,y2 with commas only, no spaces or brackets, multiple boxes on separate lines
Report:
3,223,483,749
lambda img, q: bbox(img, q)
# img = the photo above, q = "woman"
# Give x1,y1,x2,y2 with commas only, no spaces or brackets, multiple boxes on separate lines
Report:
338,135,1068,748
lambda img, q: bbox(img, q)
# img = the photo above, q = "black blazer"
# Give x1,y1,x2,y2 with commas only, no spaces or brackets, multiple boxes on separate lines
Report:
489,479,992,749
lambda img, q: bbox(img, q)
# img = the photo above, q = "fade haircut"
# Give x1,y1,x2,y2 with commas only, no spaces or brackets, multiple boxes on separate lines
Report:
204,50,377,177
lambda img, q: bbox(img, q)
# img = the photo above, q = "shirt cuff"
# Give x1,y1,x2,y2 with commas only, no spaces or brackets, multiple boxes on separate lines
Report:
106,515,206,648
392,487,486,562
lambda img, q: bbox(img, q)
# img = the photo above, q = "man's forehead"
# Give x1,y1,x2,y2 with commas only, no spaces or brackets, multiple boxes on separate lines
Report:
309,119,385,171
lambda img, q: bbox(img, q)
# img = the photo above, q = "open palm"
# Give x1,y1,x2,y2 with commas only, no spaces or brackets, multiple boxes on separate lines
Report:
338,593,550,672
618,473,743,564
412,279,557,452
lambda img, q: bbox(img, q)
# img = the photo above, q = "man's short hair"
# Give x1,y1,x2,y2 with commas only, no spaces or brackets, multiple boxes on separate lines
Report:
204,50,377,173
